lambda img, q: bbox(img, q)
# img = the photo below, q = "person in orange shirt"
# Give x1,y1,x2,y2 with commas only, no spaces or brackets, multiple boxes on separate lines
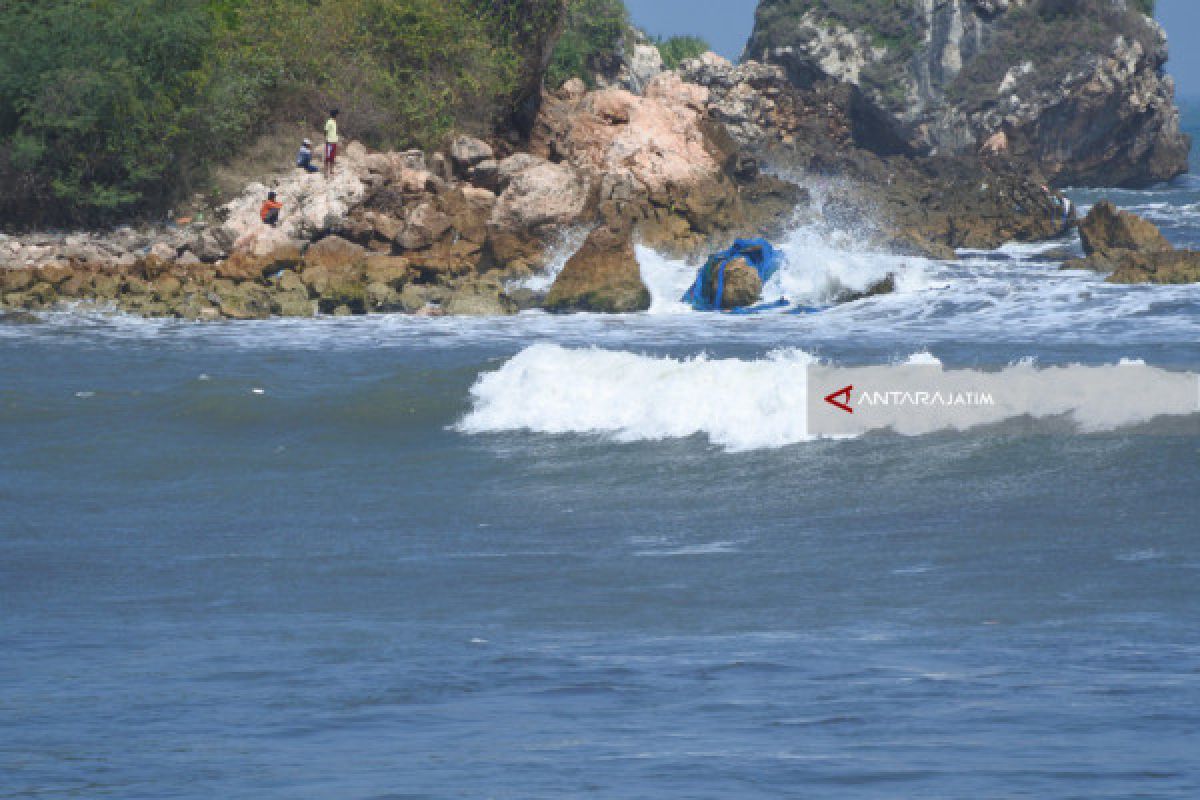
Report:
260,191,282,226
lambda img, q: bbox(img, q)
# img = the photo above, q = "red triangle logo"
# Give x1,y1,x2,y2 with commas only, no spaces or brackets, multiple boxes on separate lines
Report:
824,385,854,414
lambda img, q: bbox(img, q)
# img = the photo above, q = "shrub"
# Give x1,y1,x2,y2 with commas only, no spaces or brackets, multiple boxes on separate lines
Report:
546,0,630,89
0,0,557,227
656,35,711,70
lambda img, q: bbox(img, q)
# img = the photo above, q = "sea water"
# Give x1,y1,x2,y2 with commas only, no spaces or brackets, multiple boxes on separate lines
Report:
3,116,1200,798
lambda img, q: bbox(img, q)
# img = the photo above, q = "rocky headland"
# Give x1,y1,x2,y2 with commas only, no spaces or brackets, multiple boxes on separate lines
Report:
0,0,1193,319
746,0,1190,187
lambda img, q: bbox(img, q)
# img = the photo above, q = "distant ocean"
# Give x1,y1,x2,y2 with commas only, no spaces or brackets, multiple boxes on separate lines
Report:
3,110,1199,798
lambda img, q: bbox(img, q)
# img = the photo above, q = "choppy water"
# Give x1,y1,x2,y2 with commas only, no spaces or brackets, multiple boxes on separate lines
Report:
4,120,1200,798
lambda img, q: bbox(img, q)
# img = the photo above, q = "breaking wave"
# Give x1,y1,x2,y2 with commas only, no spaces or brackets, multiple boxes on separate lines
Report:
458,344,816,451
458,344,1199,451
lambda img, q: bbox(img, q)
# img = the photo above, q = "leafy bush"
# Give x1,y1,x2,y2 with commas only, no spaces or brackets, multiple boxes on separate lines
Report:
656,36,711,70
546,0,630,89
0,1,217,226
0,0,561,227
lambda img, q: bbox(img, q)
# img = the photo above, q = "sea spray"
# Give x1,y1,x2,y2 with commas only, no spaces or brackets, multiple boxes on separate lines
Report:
635,216,933,313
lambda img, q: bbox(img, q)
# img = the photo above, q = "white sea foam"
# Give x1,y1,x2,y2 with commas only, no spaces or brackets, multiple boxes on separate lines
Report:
457,343,816,451
636,218,932,313
508,227,590,293
458,345,1200,450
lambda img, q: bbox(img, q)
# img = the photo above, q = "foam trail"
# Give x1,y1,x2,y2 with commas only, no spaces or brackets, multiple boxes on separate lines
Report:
458,343,816,451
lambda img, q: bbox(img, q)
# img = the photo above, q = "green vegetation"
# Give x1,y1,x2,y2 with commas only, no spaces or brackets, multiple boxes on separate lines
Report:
0,0,567,227
655,36,712,70
546,0,630,89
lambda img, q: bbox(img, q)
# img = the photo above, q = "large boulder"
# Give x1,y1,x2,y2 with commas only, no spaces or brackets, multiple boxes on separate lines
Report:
703,257,763,309
441,280,518,316
1064,201,1200,284
544,222,651,313
449,135,495,176
489,161,590,231
304,236,366,270
1079,200,1172,258
536,73,716,197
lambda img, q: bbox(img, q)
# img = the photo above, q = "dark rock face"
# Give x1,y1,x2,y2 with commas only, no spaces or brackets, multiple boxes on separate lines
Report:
746,0,1190,187
680,55,1075,252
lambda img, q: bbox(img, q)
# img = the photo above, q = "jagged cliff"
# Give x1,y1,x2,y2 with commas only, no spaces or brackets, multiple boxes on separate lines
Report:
746,0,1190,187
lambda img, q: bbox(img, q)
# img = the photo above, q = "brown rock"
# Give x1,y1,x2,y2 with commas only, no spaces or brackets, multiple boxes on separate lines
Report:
36,264,75,285
153,275,182,298
365,255,411,289
704,256,762,309
1108,249,1200,285
1079,200,1171,257
544,223,650,313
1,269,34,292
399,203,453,250
303,236,366,270
218,244,303,282
441,281,518,316
438,187,497,245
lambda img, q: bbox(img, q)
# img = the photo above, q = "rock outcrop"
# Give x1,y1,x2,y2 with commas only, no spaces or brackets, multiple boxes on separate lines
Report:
533,72,805,259
746,0,1190,186
1078,199,1171,260
544,222,651,313
1066,200,1200,284
680,52,1075,252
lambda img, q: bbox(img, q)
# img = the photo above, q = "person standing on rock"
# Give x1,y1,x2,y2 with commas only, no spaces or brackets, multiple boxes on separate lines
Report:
324,109,340,176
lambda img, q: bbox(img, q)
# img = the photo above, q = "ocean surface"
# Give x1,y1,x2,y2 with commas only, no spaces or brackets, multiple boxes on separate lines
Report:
4,114,1200,798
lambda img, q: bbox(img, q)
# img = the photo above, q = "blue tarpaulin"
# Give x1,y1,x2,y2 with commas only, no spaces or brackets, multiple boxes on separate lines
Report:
682,238,785,312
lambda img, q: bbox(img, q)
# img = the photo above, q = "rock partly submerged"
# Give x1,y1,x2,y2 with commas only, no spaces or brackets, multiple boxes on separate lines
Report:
1066,200,1200,284
543,221,651,313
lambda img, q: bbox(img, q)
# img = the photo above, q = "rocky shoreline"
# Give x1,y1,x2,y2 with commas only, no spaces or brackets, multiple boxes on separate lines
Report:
0,47,1185,320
